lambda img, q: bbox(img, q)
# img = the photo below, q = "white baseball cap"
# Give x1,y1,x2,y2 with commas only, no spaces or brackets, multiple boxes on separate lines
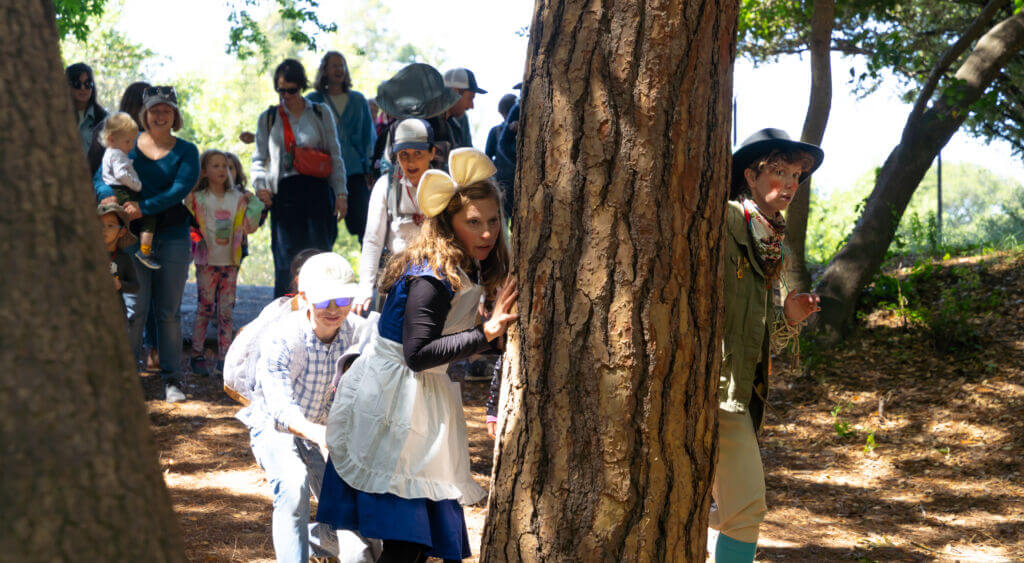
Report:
392,118,435,153
298,252,358,304
443,68,487,94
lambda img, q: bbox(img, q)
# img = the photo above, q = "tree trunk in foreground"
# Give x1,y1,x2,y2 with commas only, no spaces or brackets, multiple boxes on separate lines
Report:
0,1,185,560
812,9,1024,345
784,0,834,294
482,1,737,561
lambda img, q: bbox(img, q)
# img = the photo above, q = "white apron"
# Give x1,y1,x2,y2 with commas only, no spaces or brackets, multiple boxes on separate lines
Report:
326,271,487,505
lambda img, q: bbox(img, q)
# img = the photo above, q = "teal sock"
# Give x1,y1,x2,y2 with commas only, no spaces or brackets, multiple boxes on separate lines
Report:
715,534,757,563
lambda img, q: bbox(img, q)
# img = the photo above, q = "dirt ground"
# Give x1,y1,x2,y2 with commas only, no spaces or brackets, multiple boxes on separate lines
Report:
146,253,1024,562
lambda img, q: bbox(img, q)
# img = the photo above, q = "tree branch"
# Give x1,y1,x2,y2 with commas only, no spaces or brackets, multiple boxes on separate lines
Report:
909,0,1006,122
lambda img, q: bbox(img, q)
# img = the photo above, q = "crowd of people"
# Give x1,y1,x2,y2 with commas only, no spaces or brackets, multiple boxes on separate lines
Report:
73,44,821,563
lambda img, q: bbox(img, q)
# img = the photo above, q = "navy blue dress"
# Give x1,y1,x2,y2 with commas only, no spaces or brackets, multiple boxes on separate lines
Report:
317,266,495,560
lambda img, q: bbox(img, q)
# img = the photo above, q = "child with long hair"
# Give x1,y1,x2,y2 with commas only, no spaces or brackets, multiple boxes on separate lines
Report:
224,151,266,264
317,149,517,562
184,150,265,376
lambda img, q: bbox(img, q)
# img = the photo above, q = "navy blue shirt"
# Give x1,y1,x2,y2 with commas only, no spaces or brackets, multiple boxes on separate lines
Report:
377,265,496,372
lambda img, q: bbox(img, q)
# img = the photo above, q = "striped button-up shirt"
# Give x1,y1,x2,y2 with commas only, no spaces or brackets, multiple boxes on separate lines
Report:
240,311,355,431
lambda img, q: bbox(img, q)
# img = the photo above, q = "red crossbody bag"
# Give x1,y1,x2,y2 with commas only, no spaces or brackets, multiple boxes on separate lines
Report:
278,105,332,178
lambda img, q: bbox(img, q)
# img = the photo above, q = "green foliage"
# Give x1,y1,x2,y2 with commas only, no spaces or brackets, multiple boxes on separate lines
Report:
863,430,876,453
57,0,339,70
226,0,337,67
830,402,857,438
54,0,106,41
806,162,1024,265
738,1,1024,155
59,1,161,111
860,259,1002,355
917,265,998,353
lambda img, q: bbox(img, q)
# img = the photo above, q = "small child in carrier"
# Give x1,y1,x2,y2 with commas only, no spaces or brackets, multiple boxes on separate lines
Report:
184,149,265,376
100,112,160,269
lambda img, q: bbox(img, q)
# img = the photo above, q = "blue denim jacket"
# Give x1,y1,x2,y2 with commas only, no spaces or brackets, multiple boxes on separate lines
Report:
307,89,377,176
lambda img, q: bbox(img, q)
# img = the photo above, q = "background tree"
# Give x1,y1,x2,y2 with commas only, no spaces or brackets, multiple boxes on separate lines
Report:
481,0,737,560
739,1,1024,343
59,0,161,110
805,162,1024,261
814,3,1024,343
0,0,184,559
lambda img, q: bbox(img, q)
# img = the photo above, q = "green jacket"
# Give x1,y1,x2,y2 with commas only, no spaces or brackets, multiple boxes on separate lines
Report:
719,200,785,431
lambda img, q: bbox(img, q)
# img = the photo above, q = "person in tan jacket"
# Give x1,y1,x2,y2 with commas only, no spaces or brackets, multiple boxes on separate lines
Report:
712,129,823,562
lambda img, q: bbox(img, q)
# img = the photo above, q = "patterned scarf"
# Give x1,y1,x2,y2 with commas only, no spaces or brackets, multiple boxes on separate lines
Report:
739,195,787,279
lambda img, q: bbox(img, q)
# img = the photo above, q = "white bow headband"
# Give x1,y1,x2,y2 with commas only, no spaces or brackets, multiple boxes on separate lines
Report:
416,148,498,218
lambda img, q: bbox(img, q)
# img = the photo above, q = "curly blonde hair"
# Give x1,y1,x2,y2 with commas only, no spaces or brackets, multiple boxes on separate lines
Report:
379,180,509,299
99,112,139,148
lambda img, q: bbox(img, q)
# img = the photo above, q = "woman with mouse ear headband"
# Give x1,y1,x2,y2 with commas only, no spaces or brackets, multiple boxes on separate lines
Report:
416,147,498,217
318,148,515,563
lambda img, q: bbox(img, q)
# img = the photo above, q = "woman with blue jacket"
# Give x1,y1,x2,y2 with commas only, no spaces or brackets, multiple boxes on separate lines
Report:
93,86,199,403
308,51,377,245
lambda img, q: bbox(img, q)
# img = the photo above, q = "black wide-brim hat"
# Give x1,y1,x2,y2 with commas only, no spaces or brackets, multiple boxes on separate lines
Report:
376,63,461,120
732,128,825,187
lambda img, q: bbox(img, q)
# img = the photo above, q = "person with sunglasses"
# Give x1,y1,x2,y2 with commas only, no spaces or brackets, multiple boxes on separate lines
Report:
65,62,108,154
235,251,380,563
252,58,348,298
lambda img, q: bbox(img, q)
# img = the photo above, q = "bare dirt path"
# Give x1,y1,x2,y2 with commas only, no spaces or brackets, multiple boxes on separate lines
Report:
148,254,1024,562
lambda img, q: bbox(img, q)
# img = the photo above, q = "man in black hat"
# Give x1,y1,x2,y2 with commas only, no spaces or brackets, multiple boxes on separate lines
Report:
711,128,823,563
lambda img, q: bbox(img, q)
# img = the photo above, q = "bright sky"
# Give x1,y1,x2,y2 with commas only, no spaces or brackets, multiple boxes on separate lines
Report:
118,0,1024,193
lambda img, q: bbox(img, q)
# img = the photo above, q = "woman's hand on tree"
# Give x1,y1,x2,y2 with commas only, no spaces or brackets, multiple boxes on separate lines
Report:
483,277,519,341
122,201,142,220
784,292,821,325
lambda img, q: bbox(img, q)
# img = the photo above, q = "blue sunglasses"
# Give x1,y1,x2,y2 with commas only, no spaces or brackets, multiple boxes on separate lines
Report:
313,297,353,309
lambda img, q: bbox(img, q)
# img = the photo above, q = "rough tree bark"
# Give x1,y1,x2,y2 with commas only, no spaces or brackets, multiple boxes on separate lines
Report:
784,0,835,294
0,1,186,560
481,1,737,561
812,8,1024,344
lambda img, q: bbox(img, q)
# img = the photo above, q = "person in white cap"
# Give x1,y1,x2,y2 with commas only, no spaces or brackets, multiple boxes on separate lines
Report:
352,118,437,315
235,252,379,563
443,67,487,149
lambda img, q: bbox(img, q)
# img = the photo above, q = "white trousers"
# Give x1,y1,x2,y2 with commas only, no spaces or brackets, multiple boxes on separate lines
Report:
709,410,767,543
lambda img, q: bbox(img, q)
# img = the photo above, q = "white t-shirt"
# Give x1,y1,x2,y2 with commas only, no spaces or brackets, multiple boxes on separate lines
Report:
197,190,243,266
101,148,142,192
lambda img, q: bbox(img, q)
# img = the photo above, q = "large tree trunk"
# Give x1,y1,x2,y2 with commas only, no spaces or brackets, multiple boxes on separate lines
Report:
812,9,1024,344
0,2,185,560
481,1,737,561
785,0,834,294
